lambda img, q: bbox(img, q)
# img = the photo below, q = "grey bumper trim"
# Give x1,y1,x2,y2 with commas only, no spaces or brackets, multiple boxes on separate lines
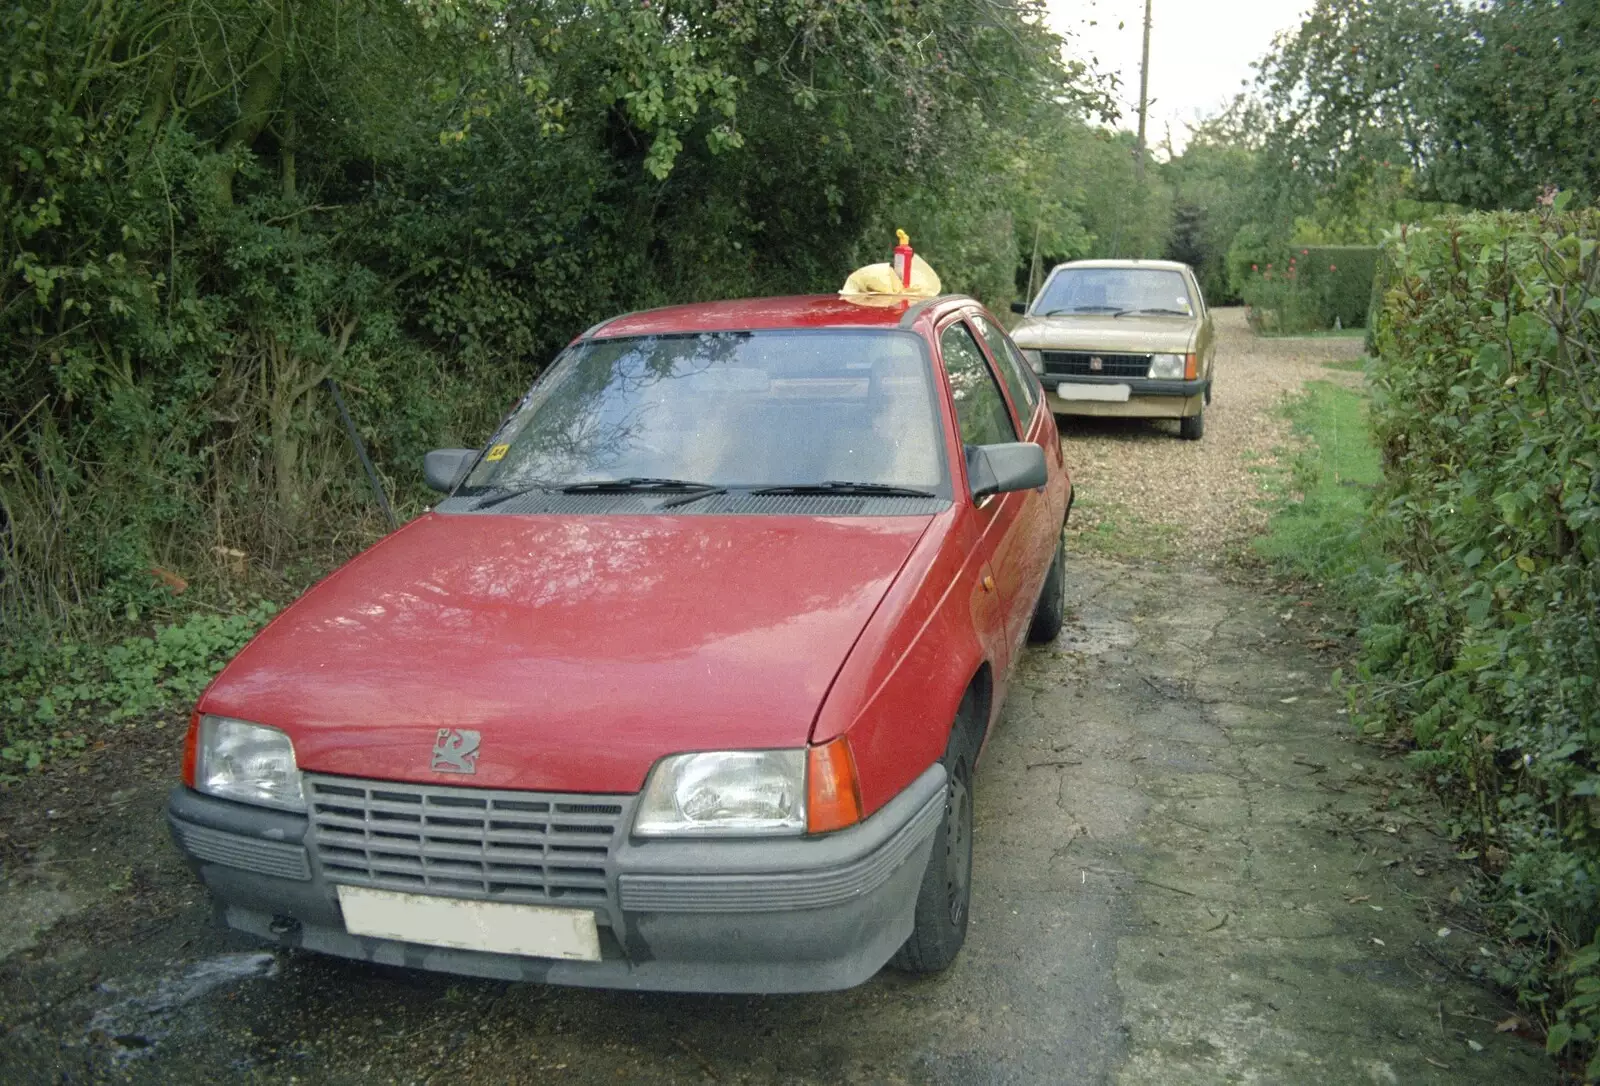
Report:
170,818,311,881
167,761,948,993
619,771,944,912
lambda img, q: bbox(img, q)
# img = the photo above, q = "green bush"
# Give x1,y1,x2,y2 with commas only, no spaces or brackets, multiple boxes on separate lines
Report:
1238,244,1379,333
1239,260,1323,333
1362,205,1600,1071
1299,245,1380,328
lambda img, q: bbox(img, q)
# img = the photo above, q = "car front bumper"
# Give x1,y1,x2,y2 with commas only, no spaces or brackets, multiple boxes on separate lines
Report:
1044,375,1208,419
167,763,945,993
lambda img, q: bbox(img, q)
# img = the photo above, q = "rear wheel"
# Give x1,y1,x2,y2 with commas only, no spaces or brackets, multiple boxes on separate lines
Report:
893,714,976,974
1179,409,1204,441
1027,533,1066,643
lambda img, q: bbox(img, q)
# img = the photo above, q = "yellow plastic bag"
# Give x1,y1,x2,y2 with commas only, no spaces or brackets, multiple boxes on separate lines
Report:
840,232,941,298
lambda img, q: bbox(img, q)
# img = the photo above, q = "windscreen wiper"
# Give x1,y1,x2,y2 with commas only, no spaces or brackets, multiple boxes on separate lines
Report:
1041,305,1119,315
476,477,725,510
472,483,553,510
559,477,723,494
751,481,937,498
1113,307,1191,317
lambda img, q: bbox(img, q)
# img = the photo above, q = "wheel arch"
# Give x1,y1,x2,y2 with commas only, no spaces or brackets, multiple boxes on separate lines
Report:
956,662,995,761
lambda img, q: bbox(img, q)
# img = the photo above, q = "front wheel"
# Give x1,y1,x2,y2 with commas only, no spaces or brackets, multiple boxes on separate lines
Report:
892,733,974,974
1179,409,1204,441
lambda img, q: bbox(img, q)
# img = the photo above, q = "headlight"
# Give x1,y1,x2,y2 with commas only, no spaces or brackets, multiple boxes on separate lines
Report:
1149,353,1186,379
635,750,806,836
1021,348,1044,375
194,715,305,811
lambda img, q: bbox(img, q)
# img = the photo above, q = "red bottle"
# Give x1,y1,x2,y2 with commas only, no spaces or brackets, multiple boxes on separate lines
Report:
892,230,914,289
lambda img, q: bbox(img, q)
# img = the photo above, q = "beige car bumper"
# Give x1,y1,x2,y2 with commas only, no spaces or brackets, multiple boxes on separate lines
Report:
1045,389,1205,420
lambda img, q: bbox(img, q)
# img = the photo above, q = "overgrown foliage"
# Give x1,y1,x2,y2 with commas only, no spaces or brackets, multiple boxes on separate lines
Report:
0,601,277,776
0,0,1103,635
1362,206,1600,1071
1238,245,1379,333
4,0,1170,765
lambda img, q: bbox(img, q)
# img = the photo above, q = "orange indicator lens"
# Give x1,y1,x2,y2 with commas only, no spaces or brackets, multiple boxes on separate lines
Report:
806,737,863,834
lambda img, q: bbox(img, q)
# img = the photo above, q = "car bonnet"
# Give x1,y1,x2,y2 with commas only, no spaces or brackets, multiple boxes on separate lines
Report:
1009,314,1197,354
198,510,934,794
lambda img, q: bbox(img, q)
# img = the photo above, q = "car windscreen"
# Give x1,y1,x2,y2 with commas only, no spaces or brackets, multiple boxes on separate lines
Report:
461,329,947,492
1034,268,1194,316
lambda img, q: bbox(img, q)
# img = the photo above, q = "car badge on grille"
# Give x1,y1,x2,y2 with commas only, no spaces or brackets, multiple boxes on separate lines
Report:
431,728,481,774
1089,356,1104,372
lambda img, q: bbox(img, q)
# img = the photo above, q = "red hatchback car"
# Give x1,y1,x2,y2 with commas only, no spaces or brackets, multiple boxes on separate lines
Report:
168,293,1072,993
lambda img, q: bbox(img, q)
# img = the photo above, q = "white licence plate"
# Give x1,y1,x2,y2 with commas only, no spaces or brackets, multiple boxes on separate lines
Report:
1057,382,1132,402
337,885,602,961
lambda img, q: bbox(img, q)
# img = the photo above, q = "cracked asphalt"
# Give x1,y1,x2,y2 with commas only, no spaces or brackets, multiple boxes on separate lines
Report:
0,316,1555,1083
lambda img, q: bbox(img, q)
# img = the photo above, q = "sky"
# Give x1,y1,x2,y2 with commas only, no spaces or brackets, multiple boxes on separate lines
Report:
1045,0,1314,153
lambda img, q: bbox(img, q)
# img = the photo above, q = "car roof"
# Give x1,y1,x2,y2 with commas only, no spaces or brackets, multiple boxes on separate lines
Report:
587,294,971,339
1050,258,1192,273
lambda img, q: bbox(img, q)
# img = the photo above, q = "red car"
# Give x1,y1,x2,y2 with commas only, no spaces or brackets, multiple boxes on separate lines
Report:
168,293,1072,993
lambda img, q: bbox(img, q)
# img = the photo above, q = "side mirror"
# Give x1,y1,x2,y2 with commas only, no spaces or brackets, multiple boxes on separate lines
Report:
1009,301,1027,315
966,442,1047,500
424,448,478,493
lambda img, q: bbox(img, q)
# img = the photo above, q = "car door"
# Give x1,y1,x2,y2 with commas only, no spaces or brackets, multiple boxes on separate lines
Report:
969,312,1059,655
937,316,1031,675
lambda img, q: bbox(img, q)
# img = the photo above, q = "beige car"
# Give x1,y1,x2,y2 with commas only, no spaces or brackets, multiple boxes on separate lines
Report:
1008,259,1216,440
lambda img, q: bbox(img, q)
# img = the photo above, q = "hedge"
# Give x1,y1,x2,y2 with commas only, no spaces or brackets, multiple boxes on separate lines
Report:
1363,207,1600,1069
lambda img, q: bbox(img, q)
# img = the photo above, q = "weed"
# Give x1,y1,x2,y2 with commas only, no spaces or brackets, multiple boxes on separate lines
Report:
1,602,278,776
1070,497,1180,562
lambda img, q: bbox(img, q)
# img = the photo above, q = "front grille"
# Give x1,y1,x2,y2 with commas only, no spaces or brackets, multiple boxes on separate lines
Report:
305,775,625,907
1041,351,1151,379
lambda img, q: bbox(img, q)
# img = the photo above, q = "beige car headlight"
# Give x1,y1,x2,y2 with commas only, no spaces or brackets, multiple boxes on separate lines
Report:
1149,353,1186,379
1020,349,1044,375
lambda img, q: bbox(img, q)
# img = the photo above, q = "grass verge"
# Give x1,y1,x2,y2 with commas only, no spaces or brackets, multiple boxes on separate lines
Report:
1256,327,1370,340
1253,379,1384,600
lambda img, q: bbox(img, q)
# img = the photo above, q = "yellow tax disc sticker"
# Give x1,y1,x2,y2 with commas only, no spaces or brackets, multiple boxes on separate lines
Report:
485,443,510,462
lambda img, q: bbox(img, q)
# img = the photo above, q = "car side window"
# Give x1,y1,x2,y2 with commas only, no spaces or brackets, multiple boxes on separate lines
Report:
940,322,1018,447
970,314,1040,417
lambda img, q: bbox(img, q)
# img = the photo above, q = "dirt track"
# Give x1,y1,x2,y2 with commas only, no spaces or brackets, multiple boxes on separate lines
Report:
0,311,1554,1083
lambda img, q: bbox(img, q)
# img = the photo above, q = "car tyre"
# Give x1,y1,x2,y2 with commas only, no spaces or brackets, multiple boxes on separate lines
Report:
1027,532,1066,643
892,708,976,975
1179,409,1204,441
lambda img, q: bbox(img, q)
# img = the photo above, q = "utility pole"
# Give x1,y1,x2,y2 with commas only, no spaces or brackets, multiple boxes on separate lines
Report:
1135,0,1152,185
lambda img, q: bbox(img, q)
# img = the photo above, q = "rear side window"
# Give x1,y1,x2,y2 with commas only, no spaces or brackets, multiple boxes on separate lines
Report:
940,323,1017,447
970,314,1040,417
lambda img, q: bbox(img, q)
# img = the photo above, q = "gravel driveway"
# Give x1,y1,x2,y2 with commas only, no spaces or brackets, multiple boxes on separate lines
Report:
1061,307,1365,563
